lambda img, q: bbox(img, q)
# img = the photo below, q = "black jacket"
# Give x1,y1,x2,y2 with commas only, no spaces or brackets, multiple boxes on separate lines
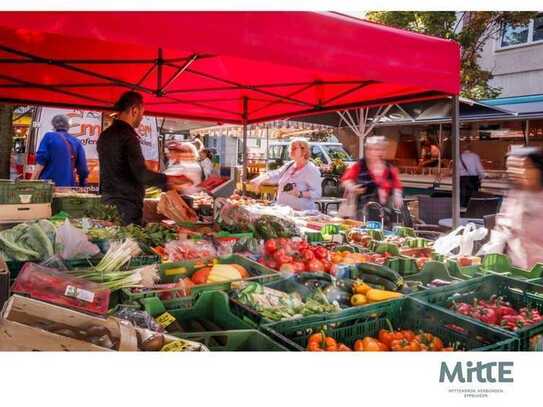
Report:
97,119,167,203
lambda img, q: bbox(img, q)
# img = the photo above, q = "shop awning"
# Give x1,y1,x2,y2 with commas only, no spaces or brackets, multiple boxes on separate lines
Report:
293,97,514,127
0,11,460,124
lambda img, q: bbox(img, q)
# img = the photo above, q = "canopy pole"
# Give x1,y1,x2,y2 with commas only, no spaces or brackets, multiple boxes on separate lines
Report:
437,123,443,182
242,96,249,195
524,120,530,146
265,124,270,171
451,96,460,228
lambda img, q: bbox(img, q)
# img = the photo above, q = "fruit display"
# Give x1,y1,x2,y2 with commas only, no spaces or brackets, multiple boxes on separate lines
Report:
190,263,249,285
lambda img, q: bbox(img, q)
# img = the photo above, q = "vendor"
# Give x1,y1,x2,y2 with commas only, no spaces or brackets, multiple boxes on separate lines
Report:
251,137,322,211
483,147,543,269
165,141,204,186
199,148,214,179
97,91,193,226
419,139,440,168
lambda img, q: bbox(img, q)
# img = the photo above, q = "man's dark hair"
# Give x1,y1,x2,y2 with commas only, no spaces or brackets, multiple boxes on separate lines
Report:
113,91,143,112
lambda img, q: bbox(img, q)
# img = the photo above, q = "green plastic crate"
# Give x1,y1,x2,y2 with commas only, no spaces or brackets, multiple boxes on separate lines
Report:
412,274,543,351
392,226,416,238
144,291,253,333
121,255,279,307
480,254,543,280
263,297,517,351
446,259,482,280
0,179,53,204
178,329,288,351
51,195,102,218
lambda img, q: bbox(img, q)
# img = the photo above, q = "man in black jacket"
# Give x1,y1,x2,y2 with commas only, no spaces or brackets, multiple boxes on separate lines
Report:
98,91,190,225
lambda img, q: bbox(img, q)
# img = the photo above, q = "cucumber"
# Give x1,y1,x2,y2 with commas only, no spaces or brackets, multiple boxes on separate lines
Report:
357,263,404,287
358,273,400,291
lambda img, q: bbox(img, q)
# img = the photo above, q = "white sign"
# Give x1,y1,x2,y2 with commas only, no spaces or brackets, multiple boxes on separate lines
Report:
136,116,159,162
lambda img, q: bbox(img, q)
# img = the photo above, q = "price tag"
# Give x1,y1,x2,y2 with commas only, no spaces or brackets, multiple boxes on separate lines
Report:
161,340,188,352
64,285,95,303
155,312,176,329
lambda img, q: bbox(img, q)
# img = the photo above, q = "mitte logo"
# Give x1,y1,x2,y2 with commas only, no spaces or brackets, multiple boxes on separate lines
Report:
439,361,514,383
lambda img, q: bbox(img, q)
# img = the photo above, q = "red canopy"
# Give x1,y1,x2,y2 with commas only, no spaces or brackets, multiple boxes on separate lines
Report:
0,12,460,124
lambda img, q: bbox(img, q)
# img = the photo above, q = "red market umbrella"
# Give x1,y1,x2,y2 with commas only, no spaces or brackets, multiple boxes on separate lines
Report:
0,11,460,124
0,11,463,225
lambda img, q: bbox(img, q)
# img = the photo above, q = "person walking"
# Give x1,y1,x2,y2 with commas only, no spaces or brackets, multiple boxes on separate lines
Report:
481,147,543,269
341,136,410,227
97,91,192,226
32,114,89,187
459,142,485,207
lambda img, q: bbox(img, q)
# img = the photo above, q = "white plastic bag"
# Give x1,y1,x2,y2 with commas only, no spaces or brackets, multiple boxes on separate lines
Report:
476,229,510,256
55,219,101,260
433,226,465,256
458,223,488,257
433,223,488,257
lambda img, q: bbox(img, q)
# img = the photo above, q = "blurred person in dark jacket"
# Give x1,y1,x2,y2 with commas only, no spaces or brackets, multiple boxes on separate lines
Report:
97,91,192,225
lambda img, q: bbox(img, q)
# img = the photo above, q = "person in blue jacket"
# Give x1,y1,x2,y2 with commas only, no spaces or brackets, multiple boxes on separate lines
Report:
32,114,89,187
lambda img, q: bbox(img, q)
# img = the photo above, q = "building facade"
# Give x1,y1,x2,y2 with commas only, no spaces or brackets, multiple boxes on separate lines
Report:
478,13,543,97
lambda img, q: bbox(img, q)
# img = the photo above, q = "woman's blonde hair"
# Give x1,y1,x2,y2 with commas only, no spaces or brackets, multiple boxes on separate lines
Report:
289,137,311,160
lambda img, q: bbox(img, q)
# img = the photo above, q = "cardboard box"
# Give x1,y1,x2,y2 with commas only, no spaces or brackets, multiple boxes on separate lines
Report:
0,203,51,222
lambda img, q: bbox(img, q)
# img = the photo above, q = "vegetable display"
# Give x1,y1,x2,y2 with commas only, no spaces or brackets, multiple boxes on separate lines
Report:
235,281,340,321
0,220,56,261
259,238,334,274
450,296,543,331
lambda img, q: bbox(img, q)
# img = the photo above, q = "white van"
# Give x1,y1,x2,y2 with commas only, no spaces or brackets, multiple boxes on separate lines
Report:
268,141,354,168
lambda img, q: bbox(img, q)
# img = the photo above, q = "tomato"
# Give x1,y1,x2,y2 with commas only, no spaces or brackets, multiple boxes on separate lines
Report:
277,255,294,265
257,257,266,265
314,247,330,261
321,259,332,273
307,259,325,273
279,263,296,274
297,240,310,250
264,239,278,256
264,258,279,270
272,249,287,262
292,261,306,274
302,249,315,262
277,238,289,248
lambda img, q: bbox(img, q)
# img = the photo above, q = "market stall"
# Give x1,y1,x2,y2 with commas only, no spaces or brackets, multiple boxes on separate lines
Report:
7,13,534,352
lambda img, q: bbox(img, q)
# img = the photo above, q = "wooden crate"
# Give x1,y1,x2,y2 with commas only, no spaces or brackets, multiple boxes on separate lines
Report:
0,295,208,352
0,203,51,222
0,295,137,351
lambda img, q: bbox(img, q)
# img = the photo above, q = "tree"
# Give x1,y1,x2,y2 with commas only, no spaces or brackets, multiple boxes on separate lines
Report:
365,11,538,99
0,104,15,179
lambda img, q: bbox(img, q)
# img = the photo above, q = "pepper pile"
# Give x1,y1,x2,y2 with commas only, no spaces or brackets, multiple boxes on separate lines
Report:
305,327,453,352
306,332,351,352
353,328,453,352
451,296,543,331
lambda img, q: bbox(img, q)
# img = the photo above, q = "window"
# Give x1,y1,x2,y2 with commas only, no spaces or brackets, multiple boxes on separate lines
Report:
499,14,543,48
534,14,543,42
311,146,327,164
268,145,282,160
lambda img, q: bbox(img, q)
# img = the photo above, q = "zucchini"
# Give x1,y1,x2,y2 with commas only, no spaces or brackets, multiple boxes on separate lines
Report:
358,273,400,291
357,263,404,287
